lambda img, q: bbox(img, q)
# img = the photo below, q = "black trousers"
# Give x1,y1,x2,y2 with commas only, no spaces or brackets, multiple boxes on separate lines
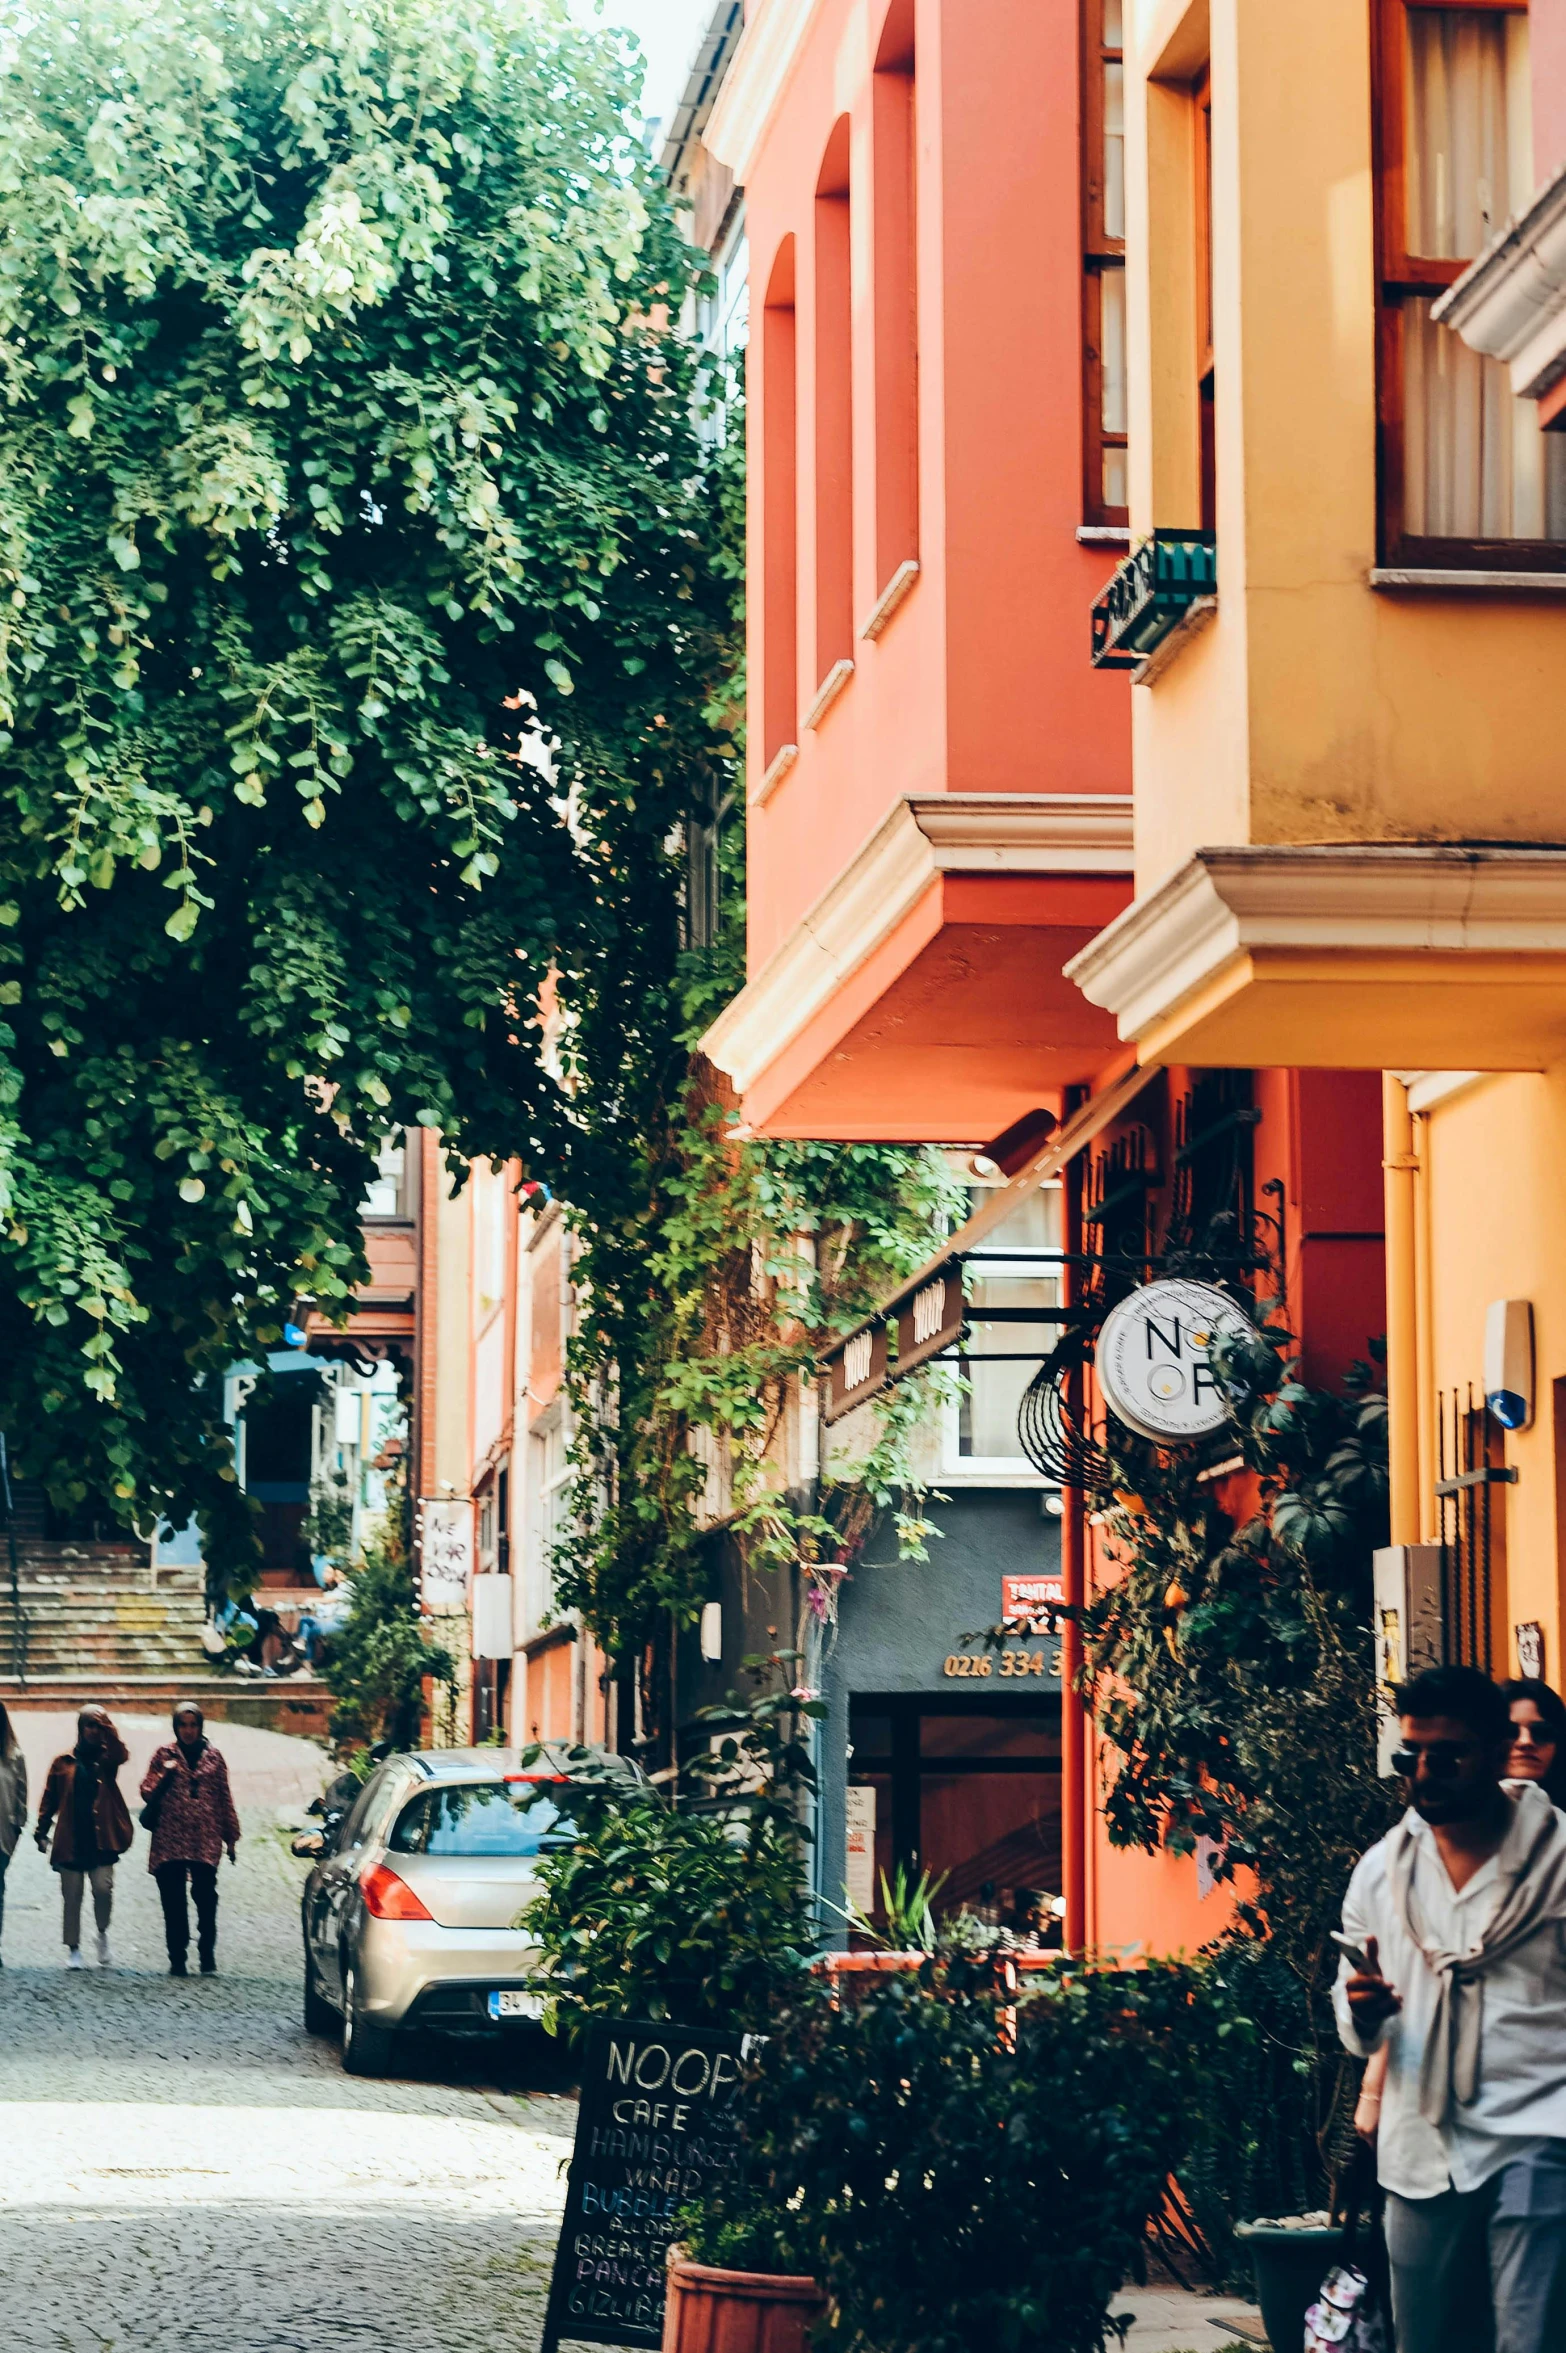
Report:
155,1859,219,1963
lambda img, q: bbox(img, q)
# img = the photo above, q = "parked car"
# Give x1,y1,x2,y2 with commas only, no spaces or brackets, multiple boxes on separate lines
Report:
293,1742,642,2076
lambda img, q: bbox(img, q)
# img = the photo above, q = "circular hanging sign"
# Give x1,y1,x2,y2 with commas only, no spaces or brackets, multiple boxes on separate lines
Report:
1094,1278,1253,1446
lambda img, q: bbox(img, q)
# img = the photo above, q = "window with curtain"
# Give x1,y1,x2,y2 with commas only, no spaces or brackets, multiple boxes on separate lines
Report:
1082,0,1128,526
1379,1,1566,559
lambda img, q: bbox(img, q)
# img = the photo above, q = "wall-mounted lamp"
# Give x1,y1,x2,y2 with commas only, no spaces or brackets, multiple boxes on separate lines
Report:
699,1600,723,1663
1485,1298,1535,1431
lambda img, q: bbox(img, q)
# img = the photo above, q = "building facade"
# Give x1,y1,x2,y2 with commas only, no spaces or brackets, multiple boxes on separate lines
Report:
1064,0,1566,1700
697,0,1390,1957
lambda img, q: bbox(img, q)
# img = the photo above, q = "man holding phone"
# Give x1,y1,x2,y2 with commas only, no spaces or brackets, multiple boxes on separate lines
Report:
1335,1663,1566,2353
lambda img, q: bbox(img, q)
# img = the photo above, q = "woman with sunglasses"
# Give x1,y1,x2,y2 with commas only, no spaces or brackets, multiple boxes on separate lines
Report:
1502,1677,1566,1809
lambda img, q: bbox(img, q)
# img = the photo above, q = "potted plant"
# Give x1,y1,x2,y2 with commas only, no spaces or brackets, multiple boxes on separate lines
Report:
663,2223,825,2353
678,1931,1238,2353
525,1669,832,2348
1234,2212,1343,2353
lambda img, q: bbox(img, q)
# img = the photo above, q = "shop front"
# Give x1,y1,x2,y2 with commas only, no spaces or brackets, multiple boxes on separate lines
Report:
818,1491,1063,1942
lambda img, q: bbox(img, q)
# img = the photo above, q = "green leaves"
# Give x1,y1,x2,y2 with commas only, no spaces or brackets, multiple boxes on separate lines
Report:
522,1672,818,2036
683,1947,1237,2353
0,0,735,1574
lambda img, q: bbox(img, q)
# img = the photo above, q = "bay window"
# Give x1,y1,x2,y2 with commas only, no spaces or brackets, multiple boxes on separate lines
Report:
1378,0,1566,563
1082,0,1128,527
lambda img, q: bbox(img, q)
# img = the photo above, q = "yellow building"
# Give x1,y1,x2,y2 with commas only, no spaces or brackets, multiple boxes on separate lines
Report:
1068,0,1566,1680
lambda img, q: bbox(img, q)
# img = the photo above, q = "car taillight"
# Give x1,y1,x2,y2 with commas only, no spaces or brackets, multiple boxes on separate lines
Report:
361,1862,432,1921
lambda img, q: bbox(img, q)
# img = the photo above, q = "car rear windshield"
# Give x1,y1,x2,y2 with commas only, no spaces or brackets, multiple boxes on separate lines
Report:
389,1782,577,1859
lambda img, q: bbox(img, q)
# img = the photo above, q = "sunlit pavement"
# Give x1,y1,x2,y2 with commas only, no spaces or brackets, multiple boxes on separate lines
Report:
0,1713,1257,2353
0,1714,580,2353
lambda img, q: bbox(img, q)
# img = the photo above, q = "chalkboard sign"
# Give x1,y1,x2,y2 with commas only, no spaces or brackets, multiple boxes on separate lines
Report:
539,2017,753,2353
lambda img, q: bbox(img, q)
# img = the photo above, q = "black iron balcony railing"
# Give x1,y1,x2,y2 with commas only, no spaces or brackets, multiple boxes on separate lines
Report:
1089,529,1217,670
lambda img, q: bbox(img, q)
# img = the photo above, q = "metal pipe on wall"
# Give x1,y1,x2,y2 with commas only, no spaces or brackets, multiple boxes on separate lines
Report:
1382,1073,1422,1547
1413,1109,1437,1544
1060,1124,1088,1956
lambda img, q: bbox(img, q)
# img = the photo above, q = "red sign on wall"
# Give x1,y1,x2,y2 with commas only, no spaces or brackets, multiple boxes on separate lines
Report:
1002,1574,1064,1625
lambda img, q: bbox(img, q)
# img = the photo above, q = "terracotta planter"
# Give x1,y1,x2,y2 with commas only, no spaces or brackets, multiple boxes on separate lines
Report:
662,2254,825,2353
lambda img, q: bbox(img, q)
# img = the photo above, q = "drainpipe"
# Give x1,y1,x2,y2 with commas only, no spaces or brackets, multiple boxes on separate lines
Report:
1413,1109,1437,1544
1382,1074,1422,1546
1060,1137,1088,1955
1,1434,21,1687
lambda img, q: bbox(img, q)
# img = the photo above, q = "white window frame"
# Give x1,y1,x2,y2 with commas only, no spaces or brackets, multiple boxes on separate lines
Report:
939,1182,1065,1484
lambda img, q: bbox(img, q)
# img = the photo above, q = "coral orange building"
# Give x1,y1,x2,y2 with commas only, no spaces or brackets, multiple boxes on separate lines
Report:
699,0,1388,1957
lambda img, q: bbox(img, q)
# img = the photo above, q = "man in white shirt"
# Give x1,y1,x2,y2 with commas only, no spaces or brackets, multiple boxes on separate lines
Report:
1336,1663,1566,2353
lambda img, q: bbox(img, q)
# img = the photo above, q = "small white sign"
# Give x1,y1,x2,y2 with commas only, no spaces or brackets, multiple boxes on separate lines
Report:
471,1572,514,1660
419,1497,473,1609
1095,1279,1253,1446
845,1784,877,1915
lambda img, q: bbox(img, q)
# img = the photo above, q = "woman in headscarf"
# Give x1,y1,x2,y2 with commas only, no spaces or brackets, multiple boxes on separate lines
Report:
0,1700,26,1963
34,1705,133,1967
140,1702,240,1977
1502,1676,1566,1808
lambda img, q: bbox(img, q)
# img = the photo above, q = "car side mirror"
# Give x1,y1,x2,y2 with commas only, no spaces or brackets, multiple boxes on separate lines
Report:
291,1830,326,1859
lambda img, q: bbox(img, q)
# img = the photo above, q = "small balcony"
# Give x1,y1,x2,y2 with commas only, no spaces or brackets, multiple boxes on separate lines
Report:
1089,530,1217,675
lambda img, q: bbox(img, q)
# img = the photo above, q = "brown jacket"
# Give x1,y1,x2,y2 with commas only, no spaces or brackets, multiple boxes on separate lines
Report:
36,1734,134,1869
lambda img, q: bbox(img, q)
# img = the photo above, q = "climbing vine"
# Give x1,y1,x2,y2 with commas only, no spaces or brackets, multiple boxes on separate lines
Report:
1080,1313,1392,1890
552,1012,966,1671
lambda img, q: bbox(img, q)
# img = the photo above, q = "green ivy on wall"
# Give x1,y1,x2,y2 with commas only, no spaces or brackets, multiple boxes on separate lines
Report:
553,1008,966,1671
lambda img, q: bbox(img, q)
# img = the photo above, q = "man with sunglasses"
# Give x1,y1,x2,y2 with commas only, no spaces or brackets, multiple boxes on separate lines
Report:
1334,1662,1566,2353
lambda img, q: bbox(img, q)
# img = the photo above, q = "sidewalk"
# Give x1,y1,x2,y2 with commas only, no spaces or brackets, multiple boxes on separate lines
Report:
1110,2285,1264,2352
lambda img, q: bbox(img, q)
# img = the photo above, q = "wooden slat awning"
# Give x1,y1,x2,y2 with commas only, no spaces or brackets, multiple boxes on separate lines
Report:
819,1062,1157,1421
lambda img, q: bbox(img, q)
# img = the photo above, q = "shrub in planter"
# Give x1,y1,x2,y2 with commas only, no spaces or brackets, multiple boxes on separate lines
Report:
680,1935,1248,2353
523,1666,821,2034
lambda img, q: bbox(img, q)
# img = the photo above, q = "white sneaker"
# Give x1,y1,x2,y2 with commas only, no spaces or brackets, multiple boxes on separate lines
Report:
65,1947,84,1969
96,1933,113,1968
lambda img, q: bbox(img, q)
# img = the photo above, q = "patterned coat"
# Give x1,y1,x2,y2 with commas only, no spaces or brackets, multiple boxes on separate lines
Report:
140,1741,241,1871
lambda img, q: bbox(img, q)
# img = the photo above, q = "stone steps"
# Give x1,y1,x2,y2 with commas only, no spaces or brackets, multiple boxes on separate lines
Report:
0,1546,211,1683
0,1541,332,1734
0,1592,211,1679
0,1672,333,1738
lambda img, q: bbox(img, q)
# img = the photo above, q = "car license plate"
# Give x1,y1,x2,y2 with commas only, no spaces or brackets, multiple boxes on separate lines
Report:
488,1988,544,2020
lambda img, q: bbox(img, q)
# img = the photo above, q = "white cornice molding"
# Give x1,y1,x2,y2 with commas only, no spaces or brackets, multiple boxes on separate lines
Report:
1065,844,1566,1040
1404,1070,1487,1117
1433,161,1566,398
702,0,822,182
702,793,1134,1092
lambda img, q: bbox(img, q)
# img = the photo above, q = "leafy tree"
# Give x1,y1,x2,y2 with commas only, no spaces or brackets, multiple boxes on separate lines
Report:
1070,1315,1398,2229
1086,1324,1395,1921
0,0,731,1575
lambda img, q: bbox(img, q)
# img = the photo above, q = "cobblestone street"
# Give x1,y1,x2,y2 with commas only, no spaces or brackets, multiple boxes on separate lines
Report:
0,1712,1254,2353
0,1715,580,2353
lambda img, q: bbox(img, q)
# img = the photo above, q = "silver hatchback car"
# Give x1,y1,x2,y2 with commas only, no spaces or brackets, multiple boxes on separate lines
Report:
296,1744,640,2075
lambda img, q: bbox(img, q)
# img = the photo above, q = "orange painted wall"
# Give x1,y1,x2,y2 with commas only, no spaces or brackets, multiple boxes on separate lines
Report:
743,0,1131,972
1251,1068,1385,1389
524,1643,575,1743
1088,1793,1240,1959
